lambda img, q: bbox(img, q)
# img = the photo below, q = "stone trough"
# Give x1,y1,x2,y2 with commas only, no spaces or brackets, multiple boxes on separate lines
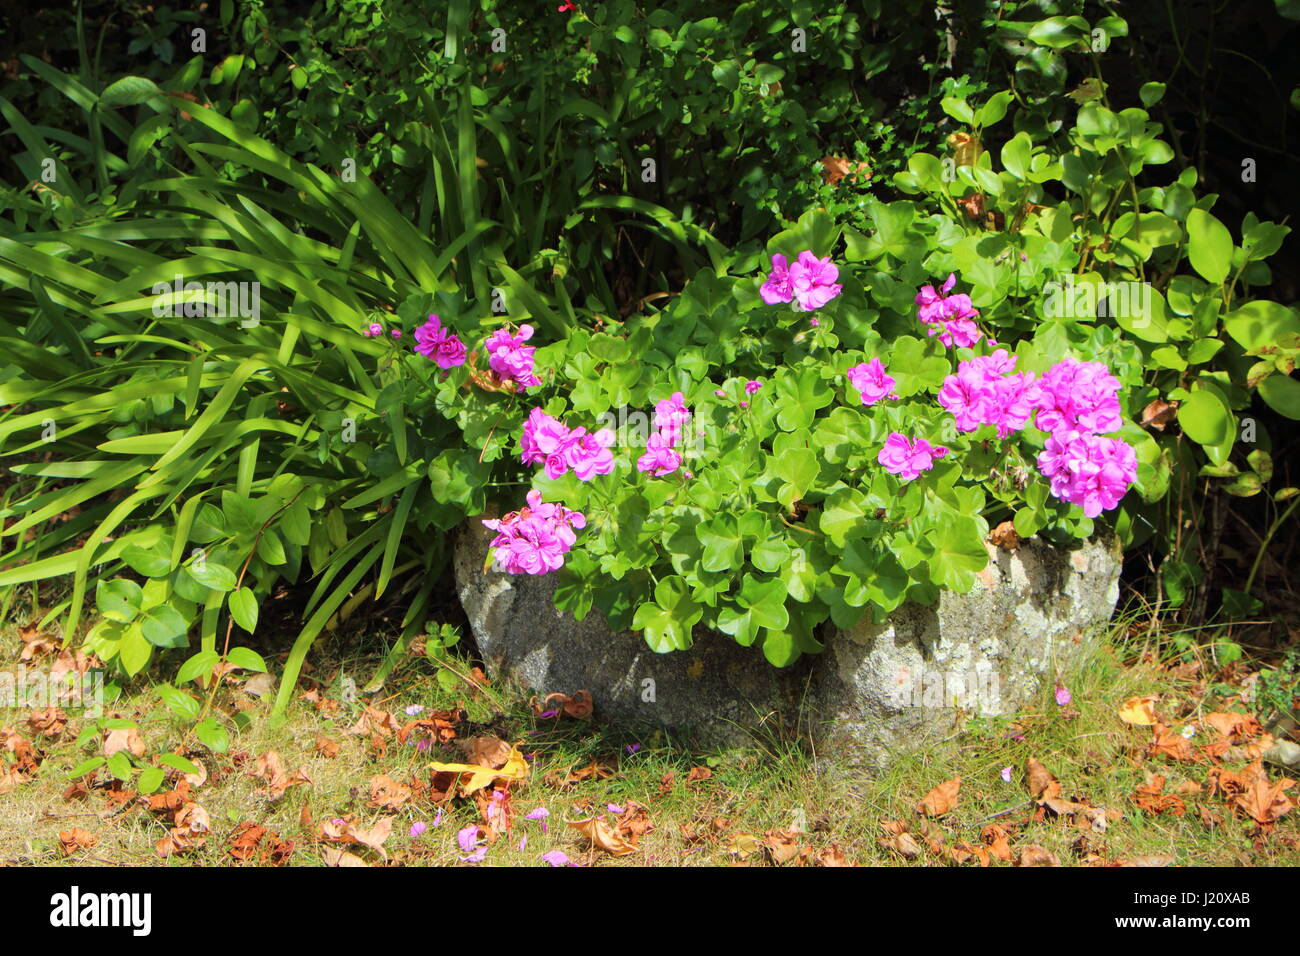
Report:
453,520,1122,768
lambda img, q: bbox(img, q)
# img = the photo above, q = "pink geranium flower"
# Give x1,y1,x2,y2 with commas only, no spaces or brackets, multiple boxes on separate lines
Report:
877,433,948,481
414,314,467,368
845,358,897,406
484,324,541,390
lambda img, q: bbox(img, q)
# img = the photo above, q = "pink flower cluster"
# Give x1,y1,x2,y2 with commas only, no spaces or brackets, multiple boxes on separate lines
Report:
484,324,541,391
520,408,616,481
482,490,586,575
846,358,897,406
761,252,844,312
878,433,949,481
916,274,982,348
637,392,690,477
1031,359,1134,517
933,346,1135,514
1037,431,1137,518
414,314,466,369
1033,358,1124,436
938,349,1041,438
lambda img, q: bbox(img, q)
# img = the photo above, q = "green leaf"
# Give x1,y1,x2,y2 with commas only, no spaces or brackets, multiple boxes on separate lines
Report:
631,576,701,652
1185,209,1234,285
1178,387,1232,446
140,605,190,649
137,767,165,795
187,560,237,592
194,717,229,754
106,751,134,782
99,75,163,108
69,756,106,778
228,587,259,633
177,649,219,684
1139,82,1167,107
1223,300,1300,352
1259,373,1300,420
226,646,268,672
157,684,201,720
96,579,143,623
158,753,202,775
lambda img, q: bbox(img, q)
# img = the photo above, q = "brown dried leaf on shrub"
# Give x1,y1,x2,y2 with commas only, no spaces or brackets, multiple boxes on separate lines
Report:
916,776,961,817
248,750,312,801
568,817,638,856
58,828,97,857
368,774,411,811
990,521,1020,551
820,155,871,186
1140,399,1178,431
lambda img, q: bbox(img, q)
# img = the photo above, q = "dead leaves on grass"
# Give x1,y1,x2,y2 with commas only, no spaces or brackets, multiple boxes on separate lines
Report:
247,750,313,801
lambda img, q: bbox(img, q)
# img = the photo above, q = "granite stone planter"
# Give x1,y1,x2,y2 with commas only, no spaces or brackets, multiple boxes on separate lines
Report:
453,520,1122,767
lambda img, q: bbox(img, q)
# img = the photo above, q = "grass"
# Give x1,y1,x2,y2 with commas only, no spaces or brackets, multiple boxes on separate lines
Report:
0,612,1296,867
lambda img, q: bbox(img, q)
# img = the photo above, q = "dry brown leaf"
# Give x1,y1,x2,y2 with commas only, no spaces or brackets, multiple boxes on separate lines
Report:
763,829,803,865
1026,757,1057,799
27,706,67,738
102,726,145,759
346,705,401,739
685,766,713,786
368,774,411,811
58,828,97,857
248,750,312,801
456,736,512,769
1140,399,1178,431
990,521,1021,551
916,776,961,817
981,824,1014,863
568,816,638,856
321,846,369,867
314,735,340,758
1017,844,1061,867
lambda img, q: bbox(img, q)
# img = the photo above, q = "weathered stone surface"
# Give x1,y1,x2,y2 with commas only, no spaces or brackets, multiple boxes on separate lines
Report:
453,519,811,745
454,521,1122,765
811,536,1122,768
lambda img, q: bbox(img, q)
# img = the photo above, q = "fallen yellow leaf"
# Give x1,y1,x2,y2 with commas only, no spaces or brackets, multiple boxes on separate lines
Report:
1119,696,1158,726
